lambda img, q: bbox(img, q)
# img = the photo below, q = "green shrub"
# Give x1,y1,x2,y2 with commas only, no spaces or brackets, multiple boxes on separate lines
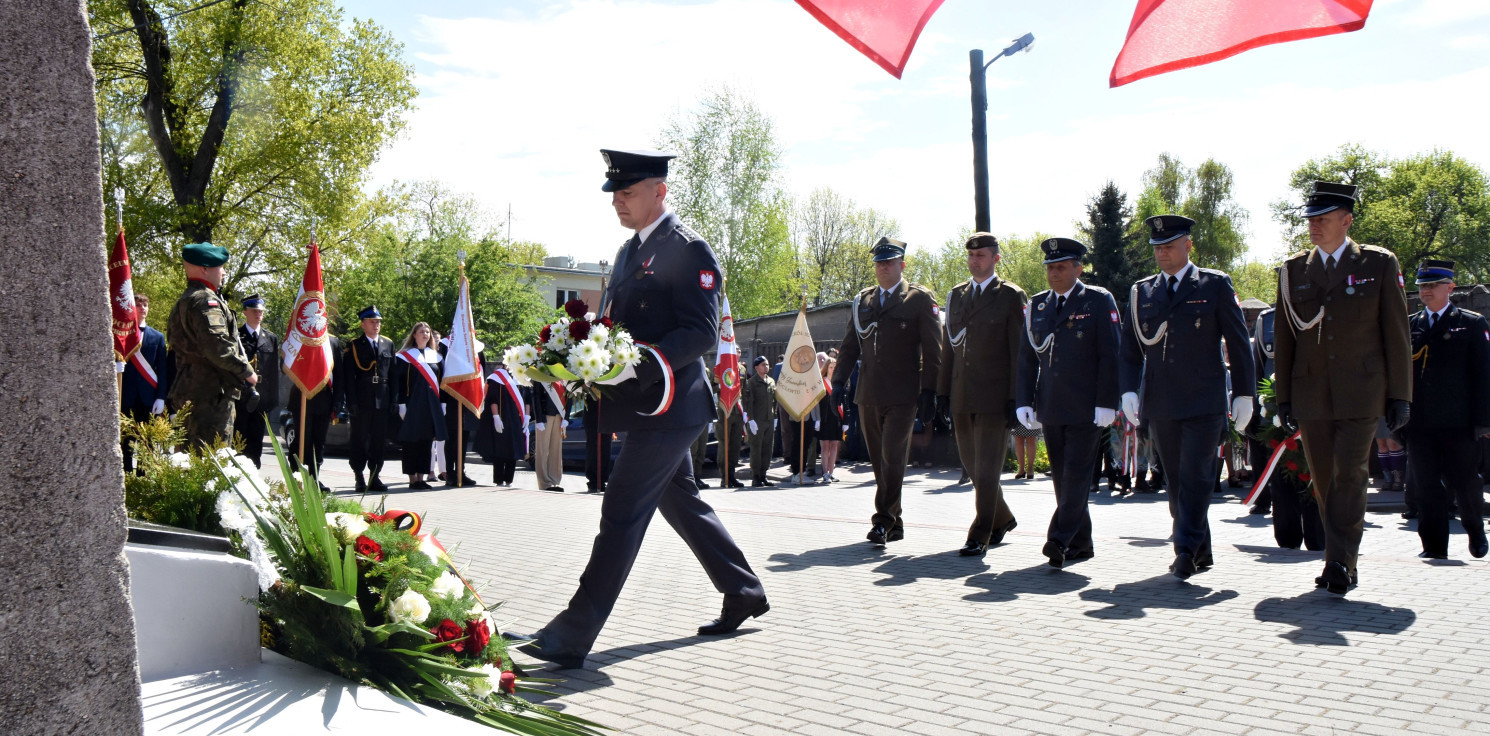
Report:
122,407,238,535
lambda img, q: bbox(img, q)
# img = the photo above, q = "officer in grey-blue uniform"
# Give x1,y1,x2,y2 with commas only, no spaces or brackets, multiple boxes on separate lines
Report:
508,150,766,670
1016,238,1121,568
1120,215,1255,580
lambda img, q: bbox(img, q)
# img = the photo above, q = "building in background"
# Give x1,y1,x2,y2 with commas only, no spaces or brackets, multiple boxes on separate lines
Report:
518,256,610,311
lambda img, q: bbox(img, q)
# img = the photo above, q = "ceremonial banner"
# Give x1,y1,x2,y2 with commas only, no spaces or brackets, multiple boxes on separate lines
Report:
774,307,827,421
1111,0,1374,87
793,0,946,79
108,230,142,363
714,295,742,411
282,243,333,397
441,270,486,416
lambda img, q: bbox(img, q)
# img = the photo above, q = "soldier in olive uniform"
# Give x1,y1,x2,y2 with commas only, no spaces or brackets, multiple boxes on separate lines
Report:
233,294,281,467
831,237,944,546
1404,259,1490,560
742,356,777,486
1016,238,1120,568
167,242,257,449
1251,306,1327,550
1273,182,1412,595
937,232,1027,556
345,305,395,493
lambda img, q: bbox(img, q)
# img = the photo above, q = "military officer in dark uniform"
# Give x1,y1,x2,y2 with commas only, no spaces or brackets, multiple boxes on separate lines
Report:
120,294,170,472
1251,306,1326,550
938,232,1027,556
344,306,394,493
1120,215,1255,579
232,294,280,467
167,242,258,448
1405,259,1490,560
1016,238,1120,568
831,237,943,546
507,150,766,670
742,355,777,486
1274,181,1412,595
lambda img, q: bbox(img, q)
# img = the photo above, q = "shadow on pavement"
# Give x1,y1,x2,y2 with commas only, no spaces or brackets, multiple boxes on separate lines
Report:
1220,513,1272,529
922,482,973,495
1090,492,1167,506
1079,574,1239,619
1233,544,1323,564
1120,536,1170,549
963,563,1091,603
766,542,891,572
871,551,989,586
1253,592,1417,646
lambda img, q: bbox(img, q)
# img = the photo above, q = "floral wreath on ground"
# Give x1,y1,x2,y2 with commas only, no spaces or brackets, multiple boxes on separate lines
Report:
1253,377,1311,487
503,299,643,401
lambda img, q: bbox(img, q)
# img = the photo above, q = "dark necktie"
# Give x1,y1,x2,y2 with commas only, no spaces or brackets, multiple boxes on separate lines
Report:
1056,294,1067,314
1429,312,1438,329
1167,274,1178,295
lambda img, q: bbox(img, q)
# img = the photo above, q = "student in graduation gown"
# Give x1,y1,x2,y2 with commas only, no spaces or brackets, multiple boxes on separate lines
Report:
393,322,446,490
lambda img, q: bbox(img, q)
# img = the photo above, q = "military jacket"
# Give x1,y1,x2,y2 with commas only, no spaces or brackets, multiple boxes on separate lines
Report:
1119,265,1255,420
1252,309,1277,382
1015,281,1120,426
831,280,944,407
1406,304,1490,431
344,334,395,411
237,324,281,413
742,372,776,425
1273,239,1412,420
167,280,253,406
937,275,1026,415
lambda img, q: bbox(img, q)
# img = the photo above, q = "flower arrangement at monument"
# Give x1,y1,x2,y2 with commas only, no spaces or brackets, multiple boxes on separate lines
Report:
503,298,643,398
213,433,606,735
1253,378,1311,485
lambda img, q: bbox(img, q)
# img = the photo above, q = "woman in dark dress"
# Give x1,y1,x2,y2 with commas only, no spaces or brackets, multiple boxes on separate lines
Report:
393,322,446,489
816,353,846,484
485,360,529,486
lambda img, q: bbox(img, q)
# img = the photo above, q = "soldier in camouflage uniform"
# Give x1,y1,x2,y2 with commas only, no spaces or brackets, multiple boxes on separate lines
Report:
167,242,257,449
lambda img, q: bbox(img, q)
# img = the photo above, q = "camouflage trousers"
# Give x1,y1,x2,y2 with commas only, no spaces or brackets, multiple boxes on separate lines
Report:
184,398,236,450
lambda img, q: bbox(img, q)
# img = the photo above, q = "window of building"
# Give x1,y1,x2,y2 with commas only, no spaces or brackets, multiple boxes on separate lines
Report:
555,289,581,309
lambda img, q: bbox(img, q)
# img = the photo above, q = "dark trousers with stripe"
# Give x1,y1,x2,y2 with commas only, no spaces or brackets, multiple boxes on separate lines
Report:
1150,415,1225,561
1406,427,1487,557
1044,423,1099,553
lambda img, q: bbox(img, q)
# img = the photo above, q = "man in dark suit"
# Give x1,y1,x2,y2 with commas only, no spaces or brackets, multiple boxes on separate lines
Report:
1274,181,1413,595
344,306,394,493
1016,238,1121,568
508,150,766,670
1251,306,1326,550
938,232,1027,556
120,294,171,472
288,335,342,491
831,237,944,546
1404,259,1490,560
233,294,281,468
1120,215,1255,579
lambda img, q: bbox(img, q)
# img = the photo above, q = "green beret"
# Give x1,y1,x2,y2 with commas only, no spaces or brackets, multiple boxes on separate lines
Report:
182,242,229,267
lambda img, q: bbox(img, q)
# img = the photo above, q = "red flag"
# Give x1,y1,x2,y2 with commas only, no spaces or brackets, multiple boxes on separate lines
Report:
107,231,142,362
714,295,742,411
794,0,946,79
282,243,334,398
1110,0,1374,87
441,270,486,416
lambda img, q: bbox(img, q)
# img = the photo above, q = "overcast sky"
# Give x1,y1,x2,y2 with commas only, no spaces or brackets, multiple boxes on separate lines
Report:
347,0,1490,266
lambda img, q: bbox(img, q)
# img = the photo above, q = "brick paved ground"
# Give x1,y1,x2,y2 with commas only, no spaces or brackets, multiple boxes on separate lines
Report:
300,452,1490,735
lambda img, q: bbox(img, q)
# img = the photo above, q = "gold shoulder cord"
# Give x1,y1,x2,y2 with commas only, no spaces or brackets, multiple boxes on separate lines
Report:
1129,282,1170,361
350,339,379,372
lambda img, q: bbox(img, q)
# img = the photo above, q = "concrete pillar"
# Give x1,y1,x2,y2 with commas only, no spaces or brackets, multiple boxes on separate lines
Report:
0,2,145,733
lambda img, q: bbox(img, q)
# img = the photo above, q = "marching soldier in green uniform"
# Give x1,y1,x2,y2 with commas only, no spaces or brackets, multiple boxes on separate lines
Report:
742,355,777,486
1273,181,1412,595
233,294,280,467
167,242,257,449
832,237,944,546
938,232,1027,556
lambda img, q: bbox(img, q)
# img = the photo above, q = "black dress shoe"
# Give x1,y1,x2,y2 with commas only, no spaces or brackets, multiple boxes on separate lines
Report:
1042,540,1066,568
354,474,367,493
1195,554,1214,570
461,475,479,486
728,479,745,488
751,479,764,488
759,479,774,486
368,478,388,493
866,525,887,545
958,540,987,556
1316,561,1351,594
990,519,1018,545
545,485,565,492
1066,548,1095,561
1402,510,1419,520
1249,505,1270,515
695,479,710,490
1418,551,1448,559
698,598,770,635
500,630,585,669
1171,553,1197,580
1471,539,1489,559
886,527,904,542
409,480,433,490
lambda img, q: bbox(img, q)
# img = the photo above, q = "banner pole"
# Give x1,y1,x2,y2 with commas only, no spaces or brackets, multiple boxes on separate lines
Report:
721,413,729,488
798,413,806,485
457,411,464,487
597,397,604,491
298,394,307,471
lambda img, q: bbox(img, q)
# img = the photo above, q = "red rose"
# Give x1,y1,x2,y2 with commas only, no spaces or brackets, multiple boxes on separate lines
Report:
1268,438,1280,449
499,670,517,694
354,535,382,561
1284,461,1298,472
598,316,613,328
563,299,589,320
568,320,591,341
466,618,491,654
1284,438,1299,451
431,618,466,652
539,325,552,343
1298,473,1312,482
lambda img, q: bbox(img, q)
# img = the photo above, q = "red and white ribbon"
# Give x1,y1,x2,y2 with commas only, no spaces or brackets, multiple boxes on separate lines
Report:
396,348,439,393
129,351,158,388
1246,430,1304,506
636,342,674,417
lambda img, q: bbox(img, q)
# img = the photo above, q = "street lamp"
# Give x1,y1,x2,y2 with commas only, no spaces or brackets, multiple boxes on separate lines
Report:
970,32,1034,233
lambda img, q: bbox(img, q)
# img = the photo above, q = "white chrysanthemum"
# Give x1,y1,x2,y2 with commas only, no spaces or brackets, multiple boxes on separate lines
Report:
615,345,642,368
325,512,369,544
517,344,539,363
217,491,256,534
468,664,501,697
511,370,533,387
589,324,610,344
430,570,465,599
389,589,431,624
574,339,601,361
544,332,566,353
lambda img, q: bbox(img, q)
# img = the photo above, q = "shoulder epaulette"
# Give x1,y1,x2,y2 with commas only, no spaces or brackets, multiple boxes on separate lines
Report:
1461,308,1484,320
1084,283,1113,296
908,283,937,299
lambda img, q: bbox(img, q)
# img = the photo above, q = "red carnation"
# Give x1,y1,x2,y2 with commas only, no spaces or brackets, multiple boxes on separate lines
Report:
539,324,552,343
1284,461,1299,472
354,535,382,561
568,320,591,341
1284,438,1299,451
466,618,491,655
563,299,588,320
1298,473,1312,482
598,316,613,328
431,618,466,652
499,670,517,694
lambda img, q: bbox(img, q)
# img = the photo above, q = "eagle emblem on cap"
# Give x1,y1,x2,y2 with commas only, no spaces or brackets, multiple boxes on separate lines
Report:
1154,220,1164,232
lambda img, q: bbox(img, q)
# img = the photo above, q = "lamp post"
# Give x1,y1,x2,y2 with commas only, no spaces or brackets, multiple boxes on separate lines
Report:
970,32,1034,232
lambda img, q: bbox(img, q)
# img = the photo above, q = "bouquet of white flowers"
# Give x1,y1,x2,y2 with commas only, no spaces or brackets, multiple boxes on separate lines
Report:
504,299,644,399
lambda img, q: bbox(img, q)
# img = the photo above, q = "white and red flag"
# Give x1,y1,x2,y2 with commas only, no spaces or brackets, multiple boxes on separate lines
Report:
714,295,742,411
108,230,157,385
441,269,486,416
282,243,334,397
1110,0,1374,87
792,0,945,78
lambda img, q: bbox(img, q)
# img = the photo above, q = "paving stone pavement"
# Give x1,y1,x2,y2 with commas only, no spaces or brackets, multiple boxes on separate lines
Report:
299,453,1490,735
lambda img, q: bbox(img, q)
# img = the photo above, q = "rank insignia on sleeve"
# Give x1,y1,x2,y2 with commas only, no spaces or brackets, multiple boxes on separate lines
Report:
1110,311,1119,323
699,271,716,290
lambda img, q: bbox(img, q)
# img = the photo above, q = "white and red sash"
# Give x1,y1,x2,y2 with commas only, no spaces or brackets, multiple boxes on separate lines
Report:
488,369,530,452
129,352,158,389
822,377,844,420
397,348,439,394
541,381,567,420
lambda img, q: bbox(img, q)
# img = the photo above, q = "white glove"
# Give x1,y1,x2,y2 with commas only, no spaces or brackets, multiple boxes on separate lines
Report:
596,362,636,386
115,361,126,373
748,419,758,435
1016,406,1038,430
150,399,165,415
494,416,504,433
813,420,820,430
398,404,407,420
843,424,849,433
1094,407,1116,427
441,405,447,415
537,422,546,432
1121,392,1141,426
1231,396,1253,430
773,418,778,429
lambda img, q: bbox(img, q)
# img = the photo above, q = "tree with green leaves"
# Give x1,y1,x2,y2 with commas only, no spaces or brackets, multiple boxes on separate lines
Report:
1133,154,1249,272
791,187,900,306
1079,181,1147,304
1270,143,1386,253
